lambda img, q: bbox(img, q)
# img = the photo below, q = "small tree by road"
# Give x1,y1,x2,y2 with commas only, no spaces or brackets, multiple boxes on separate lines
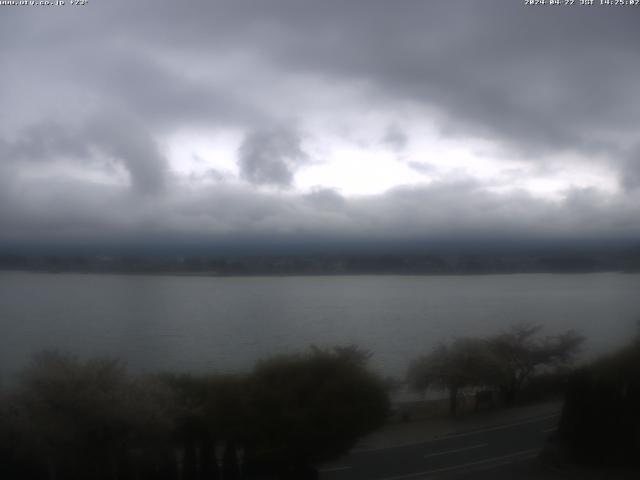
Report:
407,338,498,416
490,323,584,405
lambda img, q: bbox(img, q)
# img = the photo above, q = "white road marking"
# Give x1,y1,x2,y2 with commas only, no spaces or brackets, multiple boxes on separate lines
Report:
353,439,444,455
434,413,560,441
375,448,540,480
319,465,352,473
542,427,557,433
353,412,559,454
424,443,487,458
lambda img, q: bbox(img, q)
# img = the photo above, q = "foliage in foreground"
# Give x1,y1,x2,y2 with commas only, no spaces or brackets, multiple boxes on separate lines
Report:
557,341,640,467
2,352,175,480
0,346,389,480
247,345,389,464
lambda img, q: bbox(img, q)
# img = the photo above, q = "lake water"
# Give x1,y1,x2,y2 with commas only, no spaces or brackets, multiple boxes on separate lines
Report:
1,271,639,383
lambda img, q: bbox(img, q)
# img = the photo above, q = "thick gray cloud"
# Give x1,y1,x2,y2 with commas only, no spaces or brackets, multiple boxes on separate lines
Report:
0,122,91,161
1,174,638,249
621,146,640,192
3,1,639,158
0,114,167,195
407,162,437,176
0,1,639,249
84,115,168,195
61,0,637,159
382,124,408,152
238,127,308,187
303,188,346,212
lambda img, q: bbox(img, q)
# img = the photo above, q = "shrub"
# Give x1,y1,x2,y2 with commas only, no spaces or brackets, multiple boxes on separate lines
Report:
246,346,390,465
558,342,640,466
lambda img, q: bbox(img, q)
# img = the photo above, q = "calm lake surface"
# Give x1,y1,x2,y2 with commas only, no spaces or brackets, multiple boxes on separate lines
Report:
1,271,639,381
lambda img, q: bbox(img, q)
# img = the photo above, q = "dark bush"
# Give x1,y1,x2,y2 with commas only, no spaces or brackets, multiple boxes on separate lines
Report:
0,346,389,480
245,346,390,468
4,352,175,480
558,343,640,466
519,369,571,403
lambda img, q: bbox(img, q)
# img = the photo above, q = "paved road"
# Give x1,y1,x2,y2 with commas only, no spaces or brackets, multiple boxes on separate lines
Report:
319,412,559,480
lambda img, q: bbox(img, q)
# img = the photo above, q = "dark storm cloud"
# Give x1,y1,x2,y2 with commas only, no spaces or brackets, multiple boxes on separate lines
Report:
115,1,635,175
82,51,263,130
238,127,308,187
89,0,638,157
259,0,640,159
4,1,639,157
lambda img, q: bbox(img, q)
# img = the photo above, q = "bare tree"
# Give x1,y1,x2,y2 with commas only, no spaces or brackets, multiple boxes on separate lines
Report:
408,324,585,414
489,323,584,405
408,338,498,416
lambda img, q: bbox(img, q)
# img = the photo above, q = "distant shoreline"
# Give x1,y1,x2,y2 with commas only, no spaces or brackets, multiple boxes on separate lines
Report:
2,249,638,278
0,268,633,278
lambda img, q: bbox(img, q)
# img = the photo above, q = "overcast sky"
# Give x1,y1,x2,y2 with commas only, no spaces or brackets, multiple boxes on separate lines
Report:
1,0,639,253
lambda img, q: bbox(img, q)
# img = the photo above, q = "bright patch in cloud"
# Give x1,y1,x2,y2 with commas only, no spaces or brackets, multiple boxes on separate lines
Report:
166,129,241,183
